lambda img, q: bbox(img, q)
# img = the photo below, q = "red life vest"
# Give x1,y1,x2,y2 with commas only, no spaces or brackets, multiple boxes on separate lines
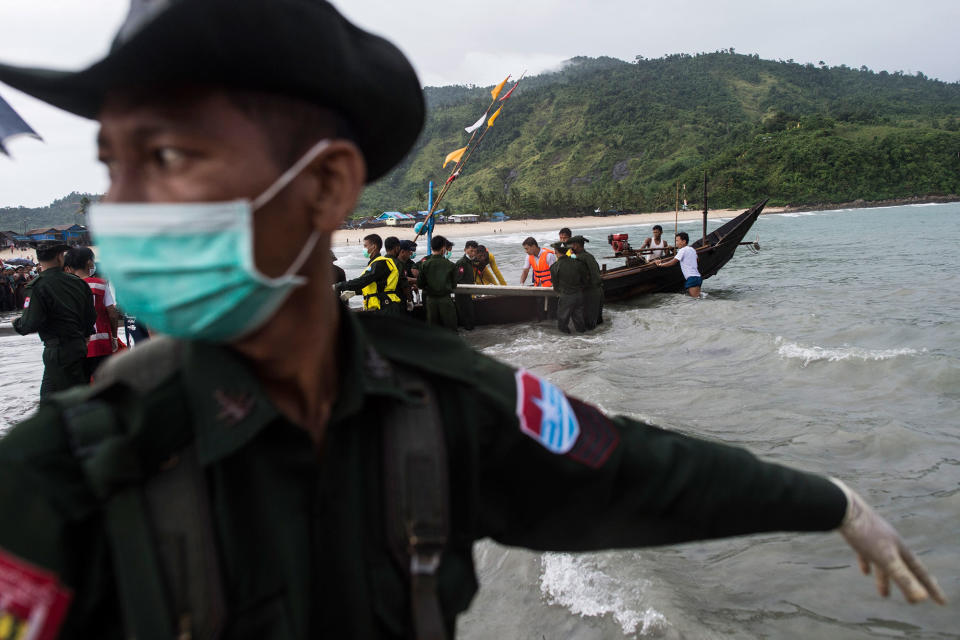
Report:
84,277,114,358
527,248,555,287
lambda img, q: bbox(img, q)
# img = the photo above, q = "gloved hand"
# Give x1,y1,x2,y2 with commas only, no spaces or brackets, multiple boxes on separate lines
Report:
111,336,119,352
831,478,946,604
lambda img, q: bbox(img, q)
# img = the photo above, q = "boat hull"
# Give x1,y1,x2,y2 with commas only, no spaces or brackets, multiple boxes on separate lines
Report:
471,199,767,325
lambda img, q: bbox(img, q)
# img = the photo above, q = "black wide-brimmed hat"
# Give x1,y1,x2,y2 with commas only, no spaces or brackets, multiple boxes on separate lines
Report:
0,0,424,182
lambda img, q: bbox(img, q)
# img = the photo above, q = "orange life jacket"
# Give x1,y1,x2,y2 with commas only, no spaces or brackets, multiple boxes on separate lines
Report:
527,248,555,287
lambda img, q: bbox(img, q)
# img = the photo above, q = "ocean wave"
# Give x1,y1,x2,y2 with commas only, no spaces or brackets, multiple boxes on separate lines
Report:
776,337,922,367
540,553,668,636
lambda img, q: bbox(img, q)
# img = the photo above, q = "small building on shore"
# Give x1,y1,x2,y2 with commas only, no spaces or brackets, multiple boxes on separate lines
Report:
448,214,480,224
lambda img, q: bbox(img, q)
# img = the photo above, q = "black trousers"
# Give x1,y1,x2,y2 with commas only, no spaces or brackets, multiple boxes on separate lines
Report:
582,287,603,330
557,292,586,334
454,294,475,330
40,339,88,398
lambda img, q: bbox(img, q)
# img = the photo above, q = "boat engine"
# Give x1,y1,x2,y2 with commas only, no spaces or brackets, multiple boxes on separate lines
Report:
607,233,632,257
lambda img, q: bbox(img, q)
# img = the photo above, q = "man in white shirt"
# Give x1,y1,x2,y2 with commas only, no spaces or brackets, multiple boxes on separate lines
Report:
640,224,670,261
654,231,701,297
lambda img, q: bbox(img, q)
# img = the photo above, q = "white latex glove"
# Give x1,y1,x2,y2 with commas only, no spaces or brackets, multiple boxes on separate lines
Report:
831,478,946,604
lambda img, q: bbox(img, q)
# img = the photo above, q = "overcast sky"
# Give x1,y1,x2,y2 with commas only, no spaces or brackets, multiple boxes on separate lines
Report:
1,0,958,208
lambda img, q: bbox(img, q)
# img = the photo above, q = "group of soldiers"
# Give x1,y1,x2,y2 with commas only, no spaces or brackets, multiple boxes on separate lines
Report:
334,232,506,331
11,241,122,397
335,227,612,334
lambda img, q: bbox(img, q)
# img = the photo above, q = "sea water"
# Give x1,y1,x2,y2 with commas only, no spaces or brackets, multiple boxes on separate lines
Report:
2,204,958,638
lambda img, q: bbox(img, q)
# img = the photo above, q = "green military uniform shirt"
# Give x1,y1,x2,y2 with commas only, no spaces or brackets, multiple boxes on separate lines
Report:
12,267,96,344
416,254,457,297
579,250,602,289
453,255,475,286
0,306,847,639
549,254,589,295
13,266,97,398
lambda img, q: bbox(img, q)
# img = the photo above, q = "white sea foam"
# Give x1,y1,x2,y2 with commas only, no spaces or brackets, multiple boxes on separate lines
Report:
776,337,922,367
539,553,668,636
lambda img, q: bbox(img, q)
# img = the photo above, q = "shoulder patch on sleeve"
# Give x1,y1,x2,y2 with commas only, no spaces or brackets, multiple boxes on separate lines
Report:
515,369,580,454
0,547,72,640
515,369,619,467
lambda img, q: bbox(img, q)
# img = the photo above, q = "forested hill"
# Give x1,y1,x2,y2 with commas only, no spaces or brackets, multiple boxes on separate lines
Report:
5,52,959,227
0,193,97,234
357,51,960,217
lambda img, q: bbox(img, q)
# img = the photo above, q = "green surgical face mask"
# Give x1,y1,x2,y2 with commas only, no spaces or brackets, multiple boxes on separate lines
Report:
88,139,330,343
363,249,370,259
444,250,452,259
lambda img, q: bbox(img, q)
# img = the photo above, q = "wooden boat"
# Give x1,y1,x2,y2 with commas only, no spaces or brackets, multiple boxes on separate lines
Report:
466,199,768,325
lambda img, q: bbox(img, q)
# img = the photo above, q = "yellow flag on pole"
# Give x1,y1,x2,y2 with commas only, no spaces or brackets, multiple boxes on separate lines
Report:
490,75,510,100
487,106,503,127
443,146,468,168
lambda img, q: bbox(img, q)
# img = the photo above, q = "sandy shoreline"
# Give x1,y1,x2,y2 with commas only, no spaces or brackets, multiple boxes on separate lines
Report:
331,206,786,246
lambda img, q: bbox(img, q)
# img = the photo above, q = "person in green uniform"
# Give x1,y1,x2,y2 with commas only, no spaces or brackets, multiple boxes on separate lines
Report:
549,242,588,334
568,235,603,329
417,235,458,330
12,241,96,398
0,3,943,639
454,240,478,330
336,233,403,314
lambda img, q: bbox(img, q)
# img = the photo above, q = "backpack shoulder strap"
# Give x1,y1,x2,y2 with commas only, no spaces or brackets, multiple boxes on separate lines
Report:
58,338,226,640
383,362,450,640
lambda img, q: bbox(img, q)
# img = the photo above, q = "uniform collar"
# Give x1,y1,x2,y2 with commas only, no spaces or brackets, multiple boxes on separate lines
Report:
181,304,408,465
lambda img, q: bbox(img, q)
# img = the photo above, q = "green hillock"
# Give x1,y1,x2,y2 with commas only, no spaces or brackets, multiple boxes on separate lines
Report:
0,192,97,233
4,51,958,227
356,51,960,217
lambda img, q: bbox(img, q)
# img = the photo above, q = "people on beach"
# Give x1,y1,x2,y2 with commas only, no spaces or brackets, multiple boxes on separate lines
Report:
550,241,588,333
418,235,459,329
567,236,603,328
335,233,403,313
474,244,507,285
520,237,556,286
640,224,671,261
331,250,346,284
12,241,96,397
654,231,702,297
63,247,121,380
454,240,478,330
0,2,944,638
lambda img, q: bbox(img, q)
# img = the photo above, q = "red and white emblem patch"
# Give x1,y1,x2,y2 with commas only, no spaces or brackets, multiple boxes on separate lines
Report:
515,369,580,454
0,548,72,640
514,369,621,468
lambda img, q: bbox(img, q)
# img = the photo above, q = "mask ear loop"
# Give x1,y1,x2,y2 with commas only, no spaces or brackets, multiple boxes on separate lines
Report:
252,138,332,211
250,139,331,281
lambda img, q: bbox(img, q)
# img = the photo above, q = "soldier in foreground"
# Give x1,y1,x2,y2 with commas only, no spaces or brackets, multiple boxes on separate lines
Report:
0,1,944,639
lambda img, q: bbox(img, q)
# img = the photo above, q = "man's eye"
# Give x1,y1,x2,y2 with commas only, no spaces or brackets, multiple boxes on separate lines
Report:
154,147,187,167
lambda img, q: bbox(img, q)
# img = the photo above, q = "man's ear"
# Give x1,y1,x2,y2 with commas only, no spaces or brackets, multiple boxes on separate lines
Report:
304,140,367,233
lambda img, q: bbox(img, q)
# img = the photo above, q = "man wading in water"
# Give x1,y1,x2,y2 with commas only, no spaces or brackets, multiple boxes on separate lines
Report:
0,1,944,638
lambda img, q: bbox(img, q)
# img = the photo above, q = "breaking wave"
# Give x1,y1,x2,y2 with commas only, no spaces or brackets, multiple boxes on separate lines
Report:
539,553,668,636
776,337,922,367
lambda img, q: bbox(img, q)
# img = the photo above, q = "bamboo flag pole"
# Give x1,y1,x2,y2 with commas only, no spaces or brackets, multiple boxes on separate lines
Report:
412,73,524,244
674,180,680,238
